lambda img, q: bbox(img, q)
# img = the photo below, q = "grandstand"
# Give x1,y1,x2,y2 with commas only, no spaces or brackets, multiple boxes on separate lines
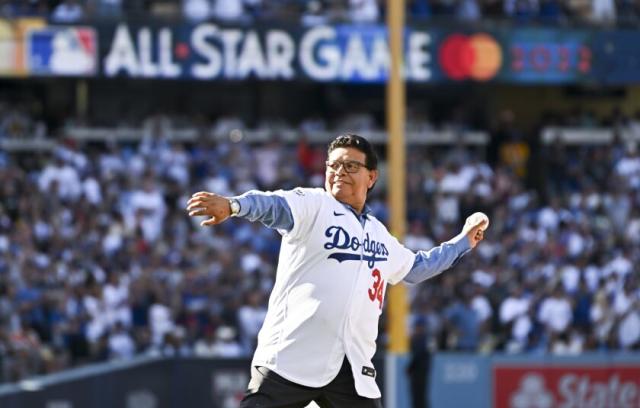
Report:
1,1,640,407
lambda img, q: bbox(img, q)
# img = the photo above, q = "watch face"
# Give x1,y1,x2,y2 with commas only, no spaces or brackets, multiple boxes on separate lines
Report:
231,200,240,215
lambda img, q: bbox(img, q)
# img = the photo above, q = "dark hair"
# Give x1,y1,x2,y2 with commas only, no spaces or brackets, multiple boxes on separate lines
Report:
327,134,378,170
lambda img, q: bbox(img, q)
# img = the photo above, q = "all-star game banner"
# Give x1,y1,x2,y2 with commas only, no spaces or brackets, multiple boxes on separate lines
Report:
95,22,595,84
1,18,639,84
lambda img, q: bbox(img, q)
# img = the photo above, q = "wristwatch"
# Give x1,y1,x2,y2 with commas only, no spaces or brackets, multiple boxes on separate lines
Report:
229,198,241,217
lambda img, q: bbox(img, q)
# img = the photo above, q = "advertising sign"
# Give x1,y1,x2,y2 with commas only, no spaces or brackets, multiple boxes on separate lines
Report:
500,29,592,84
2,20,640,84
101,23,594,83
98,23,600,84
494,366,640,408
27,26,97,76
431,28,593,83
100,23,432,82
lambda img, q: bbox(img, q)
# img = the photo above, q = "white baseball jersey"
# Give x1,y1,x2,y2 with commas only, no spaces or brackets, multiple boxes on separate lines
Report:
251,187,415,398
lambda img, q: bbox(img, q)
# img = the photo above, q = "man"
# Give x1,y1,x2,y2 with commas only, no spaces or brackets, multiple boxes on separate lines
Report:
186,134,487,407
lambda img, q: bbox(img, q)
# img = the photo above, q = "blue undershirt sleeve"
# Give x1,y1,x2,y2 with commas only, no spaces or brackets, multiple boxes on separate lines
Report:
403,234,471,284
233,191,294,232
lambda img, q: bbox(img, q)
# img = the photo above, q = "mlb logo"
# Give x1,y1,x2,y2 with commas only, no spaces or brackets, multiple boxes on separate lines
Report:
27,27,97,76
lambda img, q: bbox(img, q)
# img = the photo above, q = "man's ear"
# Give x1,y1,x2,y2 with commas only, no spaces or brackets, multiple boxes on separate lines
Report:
368,170,379,189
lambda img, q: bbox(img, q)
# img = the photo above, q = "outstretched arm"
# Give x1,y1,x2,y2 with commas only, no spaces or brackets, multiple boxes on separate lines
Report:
403,213,488,284
403,236,470,284
186,190,294,231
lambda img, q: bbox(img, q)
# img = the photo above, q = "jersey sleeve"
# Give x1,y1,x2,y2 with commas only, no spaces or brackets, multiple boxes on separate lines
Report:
385,234,416,285
273,188,324,241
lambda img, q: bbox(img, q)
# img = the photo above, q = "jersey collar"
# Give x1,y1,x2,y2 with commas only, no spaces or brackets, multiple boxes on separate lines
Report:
340,202,371,223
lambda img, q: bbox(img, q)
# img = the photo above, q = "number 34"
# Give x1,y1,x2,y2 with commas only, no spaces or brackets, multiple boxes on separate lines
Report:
368,268,385,310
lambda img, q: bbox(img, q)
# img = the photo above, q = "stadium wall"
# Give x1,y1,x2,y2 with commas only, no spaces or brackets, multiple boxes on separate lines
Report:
2,353,639,407
0,356,385,408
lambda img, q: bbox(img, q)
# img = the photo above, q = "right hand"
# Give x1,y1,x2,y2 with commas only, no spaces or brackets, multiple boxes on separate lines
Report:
462,212,489,249
186,191,231,226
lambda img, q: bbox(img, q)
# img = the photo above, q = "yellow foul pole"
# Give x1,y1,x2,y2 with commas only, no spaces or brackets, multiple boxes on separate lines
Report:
386,0,408,353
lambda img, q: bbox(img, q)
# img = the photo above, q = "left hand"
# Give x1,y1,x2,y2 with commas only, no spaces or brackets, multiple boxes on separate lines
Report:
186,191,232,226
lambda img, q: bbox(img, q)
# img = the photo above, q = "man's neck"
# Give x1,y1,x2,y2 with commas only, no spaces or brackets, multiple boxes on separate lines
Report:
342,200,365,215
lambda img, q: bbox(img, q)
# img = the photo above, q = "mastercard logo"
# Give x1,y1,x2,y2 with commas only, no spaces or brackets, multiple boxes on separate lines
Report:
439,33,502,81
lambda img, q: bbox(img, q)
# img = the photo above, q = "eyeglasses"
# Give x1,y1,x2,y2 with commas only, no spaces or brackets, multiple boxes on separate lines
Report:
326,159,368,173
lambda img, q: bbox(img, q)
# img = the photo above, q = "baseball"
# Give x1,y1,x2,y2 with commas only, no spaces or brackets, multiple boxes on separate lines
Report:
466,212,489,231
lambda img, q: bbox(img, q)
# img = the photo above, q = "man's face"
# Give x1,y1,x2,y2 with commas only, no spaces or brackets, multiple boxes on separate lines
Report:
325,147,378,209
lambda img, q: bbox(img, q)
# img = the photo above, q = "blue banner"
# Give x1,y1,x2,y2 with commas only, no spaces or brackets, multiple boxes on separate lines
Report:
96,23,599,84
2,20,639,84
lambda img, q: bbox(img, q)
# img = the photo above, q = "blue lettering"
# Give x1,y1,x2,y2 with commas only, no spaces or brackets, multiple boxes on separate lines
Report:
350,237,360,251
323,227,389,267
324,226,350,250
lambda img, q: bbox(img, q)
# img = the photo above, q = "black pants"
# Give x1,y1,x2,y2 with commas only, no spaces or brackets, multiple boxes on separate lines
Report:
240,358,383,408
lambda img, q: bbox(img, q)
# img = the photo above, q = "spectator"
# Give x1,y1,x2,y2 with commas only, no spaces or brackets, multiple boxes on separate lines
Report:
444,286,482,351
194,327,217,357
91,0,122,17
538,286,573,335
471,284,492,326
149,295,174,346
302,0,329,26
38,155,82,201
590,285,615,348
456,0,481,21
108,322,136,360
614,280,640,349
183,0,211,21
504,0,539,22
212,0,244,21
592,0,616,24
51,0,84,22
499,284,532,352
211,326,243,357
237,290,267,353
348,0,379,22
126,177,167,242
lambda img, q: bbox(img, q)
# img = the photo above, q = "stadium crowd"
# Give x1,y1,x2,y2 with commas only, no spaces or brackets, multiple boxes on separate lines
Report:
0,0,632,25
1,106,640,384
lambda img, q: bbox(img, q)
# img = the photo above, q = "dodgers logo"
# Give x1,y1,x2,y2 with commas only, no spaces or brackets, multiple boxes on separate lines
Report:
324,226,389,268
